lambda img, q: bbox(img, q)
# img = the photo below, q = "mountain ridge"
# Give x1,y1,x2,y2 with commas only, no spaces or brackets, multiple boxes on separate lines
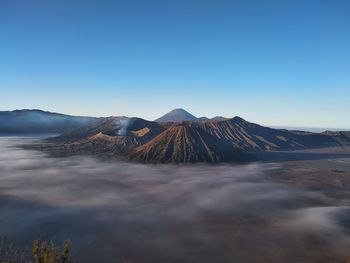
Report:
0,109,98,134
24,111,350,163
155,108,228,123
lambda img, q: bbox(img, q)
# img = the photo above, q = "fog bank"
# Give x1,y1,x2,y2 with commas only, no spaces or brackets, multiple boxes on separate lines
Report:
0,137,350,263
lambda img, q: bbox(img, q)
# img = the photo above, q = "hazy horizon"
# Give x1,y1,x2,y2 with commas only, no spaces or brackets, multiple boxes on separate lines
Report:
2,107,350,132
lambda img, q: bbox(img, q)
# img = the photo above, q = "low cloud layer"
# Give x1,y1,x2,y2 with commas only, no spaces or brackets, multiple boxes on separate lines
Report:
0,137,350,263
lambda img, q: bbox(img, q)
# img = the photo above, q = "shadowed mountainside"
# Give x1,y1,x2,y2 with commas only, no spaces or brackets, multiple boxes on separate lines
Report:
0,109,97,134
197,117,350,151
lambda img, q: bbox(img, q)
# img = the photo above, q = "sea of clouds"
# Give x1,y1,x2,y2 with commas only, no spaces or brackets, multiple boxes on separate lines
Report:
0,137,349,263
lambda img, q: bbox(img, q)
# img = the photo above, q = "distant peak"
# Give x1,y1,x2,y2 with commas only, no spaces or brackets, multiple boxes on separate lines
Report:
169,108,189,113
155,108,197,123
231,116,246,122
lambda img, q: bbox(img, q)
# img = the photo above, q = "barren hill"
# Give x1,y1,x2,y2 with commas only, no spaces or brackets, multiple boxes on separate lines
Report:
42,117,165,157
128,124,247,163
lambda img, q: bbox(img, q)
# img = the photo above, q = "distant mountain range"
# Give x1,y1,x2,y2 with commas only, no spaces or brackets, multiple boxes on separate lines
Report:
155,108,228,123
0,108,227,134
17,108,350,164
0,109,97,134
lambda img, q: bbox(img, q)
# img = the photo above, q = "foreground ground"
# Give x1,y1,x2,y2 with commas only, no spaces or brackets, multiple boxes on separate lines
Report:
1,137,350,262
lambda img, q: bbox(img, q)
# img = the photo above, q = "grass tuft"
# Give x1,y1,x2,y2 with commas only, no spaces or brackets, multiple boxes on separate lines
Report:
0,239,72,263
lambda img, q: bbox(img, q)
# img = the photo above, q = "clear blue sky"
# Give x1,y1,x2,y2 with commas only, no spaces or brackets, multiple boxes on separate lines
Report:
1,0,349,128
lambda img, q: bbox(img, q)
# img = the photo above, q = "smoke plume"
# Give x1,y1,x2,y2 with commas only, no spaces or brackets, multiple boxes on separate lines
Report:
115,117,133,136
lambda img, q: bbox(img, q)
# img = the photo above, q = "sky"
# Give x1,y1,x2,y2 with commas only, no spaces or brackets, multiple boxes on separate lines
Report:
0,0,349,129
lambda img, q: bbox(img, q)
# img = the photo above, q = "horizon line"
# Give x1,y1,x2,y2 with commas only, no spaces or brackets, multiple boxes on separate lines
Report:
2,108,350,132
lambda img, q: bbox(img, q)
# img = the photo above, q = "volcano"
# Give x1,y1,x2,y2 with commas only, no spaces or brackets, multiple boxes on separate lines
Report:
128,124,248,163
155,108,197,122
25,110,350,163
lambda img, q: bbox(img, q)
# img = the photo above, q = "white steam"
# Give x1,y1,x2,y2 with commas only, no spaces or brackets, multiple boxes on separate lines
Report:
115,117,133,136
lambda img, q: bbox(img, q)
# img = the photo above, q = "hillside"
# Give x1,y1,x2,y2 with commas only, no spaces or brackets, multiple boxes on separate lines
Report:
197,117,347,151
40,117,165,157
0,109,97,134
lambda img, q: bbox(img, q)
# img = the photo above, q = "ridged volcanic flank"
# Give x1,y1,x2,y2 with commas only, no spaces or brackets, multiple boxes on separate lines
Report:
128,124,246,163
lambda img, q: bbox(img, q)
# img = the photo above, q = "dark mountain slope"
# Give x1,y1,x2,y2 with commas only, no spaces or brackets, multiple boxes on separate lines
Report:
0,109,97,134
197,116,228,122
50,117,163,143
197,117,349,151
